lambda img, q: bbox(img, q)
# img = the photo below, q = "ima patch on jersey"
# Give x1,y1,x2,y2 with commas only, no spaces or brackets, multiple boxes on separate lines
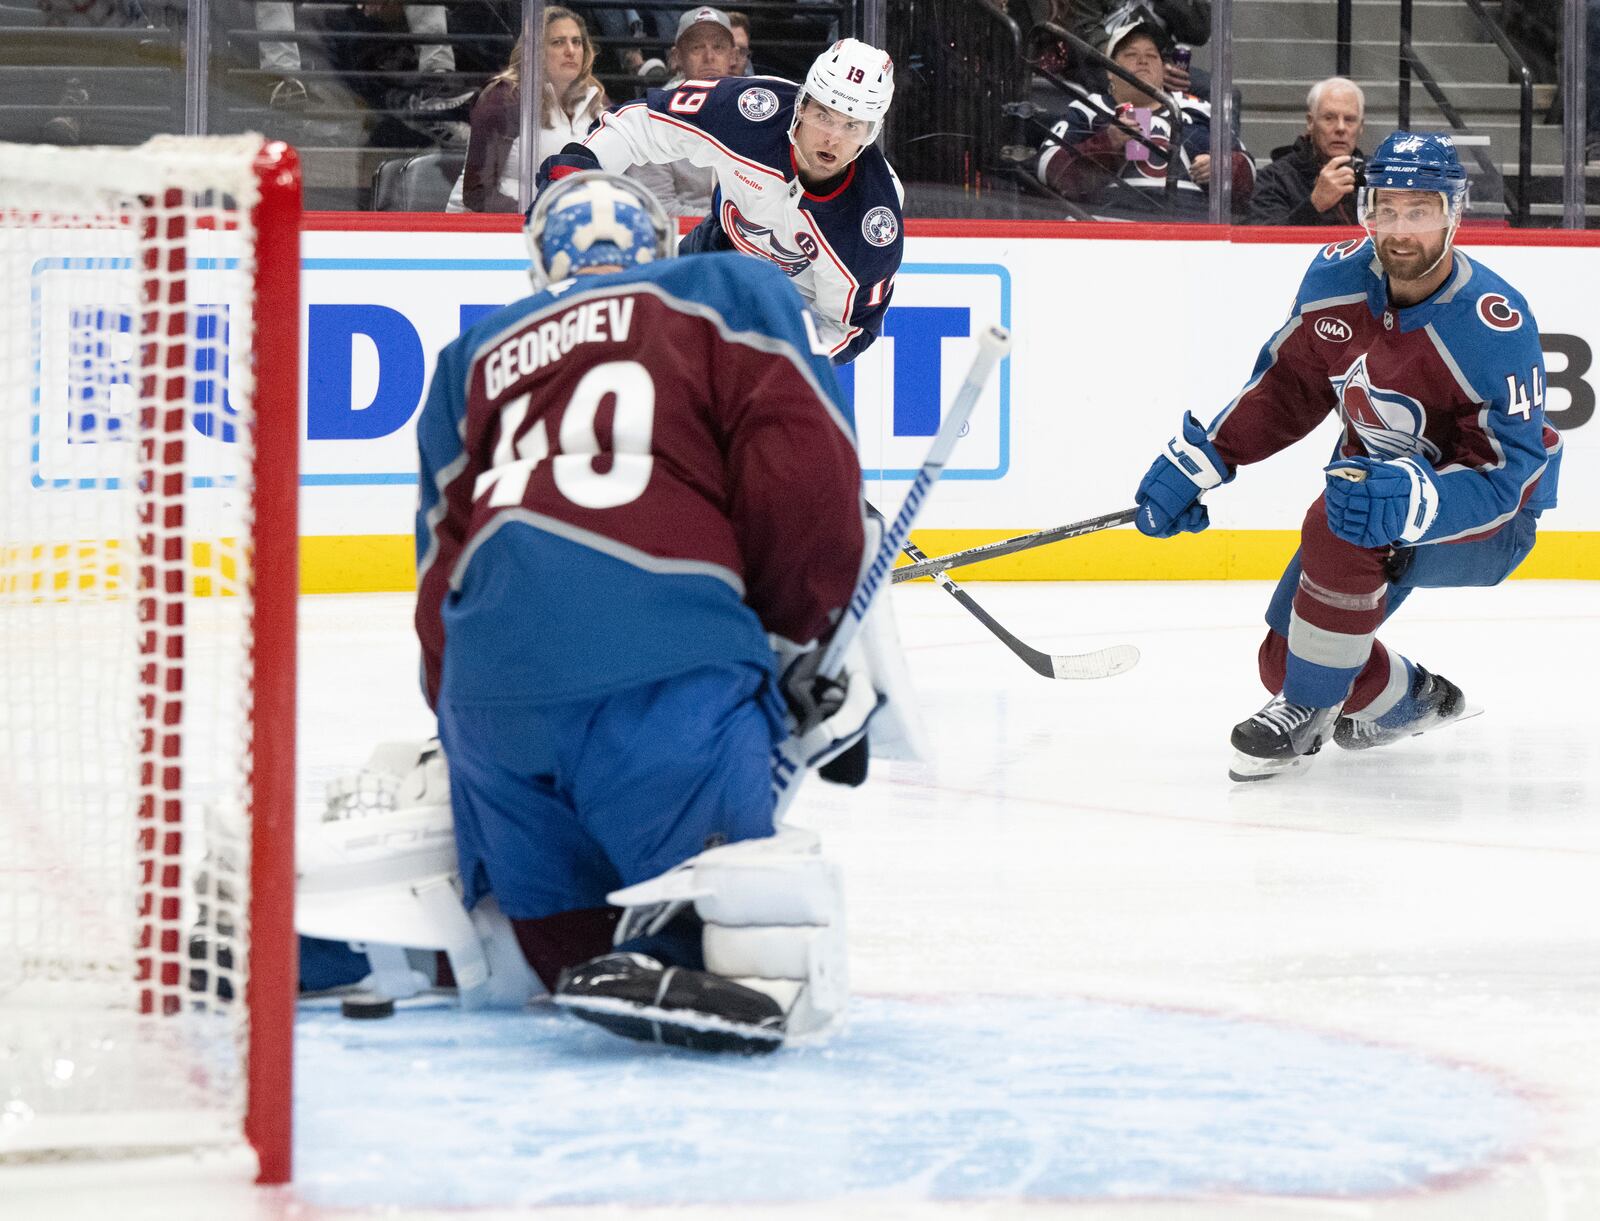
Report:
1331,353,1445,464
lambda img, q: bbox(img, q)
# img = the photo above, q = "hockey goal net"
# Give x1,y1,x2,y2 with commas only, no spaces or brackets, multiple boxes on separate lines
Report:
0,136,298,1182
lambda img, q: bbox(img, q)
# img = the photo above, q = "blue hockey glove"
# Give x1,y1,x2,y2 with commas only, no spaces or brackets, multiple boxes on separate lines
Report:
1324,456,1441,548
534,144,602,195
1134,412,1232,538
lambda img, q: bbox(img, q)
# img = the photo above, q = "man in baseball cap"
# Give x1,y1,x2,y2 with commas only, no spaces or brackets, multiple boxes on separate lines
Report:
624,5,738,216
672,6,737,80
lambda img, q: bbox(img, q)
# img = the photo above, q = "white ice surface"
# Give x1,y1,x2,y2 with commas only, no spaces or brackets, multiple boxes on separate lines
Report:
10,579,1600,1220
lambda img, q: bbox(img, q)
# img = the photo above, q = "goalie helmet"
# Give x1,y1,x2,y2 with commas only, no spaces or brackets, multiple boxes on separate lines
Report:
793,38,895,146
524,170,674,290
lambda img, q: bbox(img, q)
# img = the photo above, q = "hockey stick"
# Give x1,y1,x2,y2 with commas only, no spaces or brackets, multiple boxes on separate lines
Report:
891,506,1138,583
899,537,1139,680
771,324,1012,815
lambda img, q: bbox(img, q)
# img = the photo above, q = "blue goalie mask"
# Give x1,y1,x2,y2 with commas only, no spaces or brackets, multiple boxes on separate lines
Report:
524,171,674,290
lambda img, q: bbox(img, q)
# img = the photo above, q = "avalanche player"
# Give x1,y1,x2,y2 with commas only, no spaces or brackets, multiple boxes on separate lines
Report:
1132,131,1562,781
412,171,876,1049
536,37,902,364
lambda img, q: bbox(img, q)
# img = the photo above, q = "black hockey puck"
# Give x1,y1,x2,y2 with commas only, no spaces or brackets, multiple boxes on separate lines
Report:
340,996,396,1020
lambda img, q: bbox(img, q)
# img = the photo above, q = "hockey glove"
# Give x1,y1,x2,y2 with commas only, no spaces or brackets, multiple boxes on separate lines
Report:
1134,412,1232,538
1324,456,1440,549
774,641,883,784
534,144,602,195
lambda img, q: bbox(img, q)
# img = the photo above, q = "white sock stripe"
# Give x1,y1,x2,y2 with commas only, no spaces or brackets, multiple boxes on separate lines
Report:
1298,571,1386,612
1288,612,1377,669
1356,651,1412,721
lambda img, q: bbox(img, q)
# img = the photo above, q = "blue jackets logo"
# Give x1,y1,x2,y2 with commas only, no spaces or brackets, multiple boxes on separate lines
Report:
737,87,779,121
861,206,898,247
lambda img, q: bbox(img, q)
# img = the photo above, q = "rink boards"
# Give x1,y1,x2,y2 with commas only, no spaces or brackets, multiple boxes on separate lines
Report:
15,218,1600,590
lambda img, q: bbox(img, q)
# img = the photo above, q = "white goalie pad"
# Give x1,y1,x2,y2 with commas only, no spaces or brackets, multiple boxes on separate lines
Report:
296,739,542,1010
607,826,847,1039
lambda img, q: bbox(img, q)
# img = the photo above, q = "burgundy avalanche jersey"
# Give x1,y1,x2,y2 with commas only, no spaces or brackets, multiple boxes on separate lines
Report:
415,254,867,709
1208,237,1561,543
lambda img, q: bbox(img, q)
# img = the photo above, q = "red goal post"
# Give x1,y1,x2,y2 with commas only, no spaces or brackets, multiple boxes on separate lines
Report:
0,135,299,1184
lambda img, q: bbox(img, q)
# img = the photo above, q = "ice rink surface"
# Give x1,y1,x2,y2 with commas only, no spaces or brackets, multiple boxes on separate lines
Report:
13,578,1600,1220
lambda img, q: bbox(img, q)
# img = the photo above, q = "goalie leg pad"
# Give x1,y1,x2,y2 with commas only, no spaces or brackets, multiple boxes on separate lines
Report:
605,827,847,1041
297,739,542,1010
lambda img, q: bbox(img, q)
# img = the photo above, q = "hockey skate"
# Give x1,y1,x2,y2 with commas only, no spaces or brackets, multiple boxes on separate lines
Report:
1228,694,1342,782
1334,666,1476,750
554,952,785,1054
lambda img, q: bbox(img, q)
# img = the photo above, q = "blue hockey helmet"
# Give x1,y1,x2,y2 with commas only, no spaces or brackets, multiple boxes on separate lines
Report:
1358,129,1469,230
524,171,674,289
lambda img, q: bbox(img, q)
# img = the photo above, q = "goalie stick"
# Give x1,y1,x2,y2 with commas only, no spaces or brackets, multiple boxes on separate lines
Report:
771,324,1012,816
899,538,1139,680
891,506,1138,583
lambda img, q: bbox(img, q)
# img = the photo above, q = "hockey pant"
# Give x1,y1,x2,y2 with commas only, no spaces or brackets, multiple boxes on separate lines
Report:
436,662,786,958
1259,498,1539,716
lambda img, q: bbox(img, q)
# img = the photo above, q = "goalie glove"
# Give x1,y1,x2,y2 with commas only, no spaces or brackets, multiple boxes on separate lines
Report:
773,636,884,783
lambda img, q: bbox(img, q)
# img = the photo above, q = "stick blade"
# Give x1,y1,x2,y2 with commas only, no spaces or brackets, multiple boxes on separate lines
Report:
1049,644,1140,681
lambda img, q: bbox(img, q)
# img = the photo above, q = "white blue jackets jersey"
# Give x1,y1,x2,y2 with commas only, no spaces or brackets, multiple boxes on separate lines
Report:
1207,238,1561,544
576,75,904,363
415,254,867,709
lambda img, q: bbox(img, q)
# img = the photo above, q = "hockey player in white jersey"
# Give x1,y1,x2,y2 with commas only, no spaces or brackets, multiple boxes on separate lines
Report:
537,37,903,364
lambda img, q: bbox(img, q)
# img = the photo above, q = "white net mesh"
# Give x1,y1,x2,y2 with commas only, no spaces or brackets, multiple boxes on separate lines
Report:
0,136,270,1161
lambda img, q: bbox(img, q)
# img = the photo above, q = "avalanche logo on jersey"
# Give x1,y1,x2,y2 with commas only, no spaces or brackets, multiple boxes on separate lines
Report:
1331,353,1443,463
1128,134,1173,179
722,201,813,277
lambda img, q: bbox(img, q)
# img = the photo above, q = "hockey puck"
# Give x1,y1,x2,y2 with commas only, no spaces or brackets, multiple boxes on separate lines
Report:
340,996,396,1020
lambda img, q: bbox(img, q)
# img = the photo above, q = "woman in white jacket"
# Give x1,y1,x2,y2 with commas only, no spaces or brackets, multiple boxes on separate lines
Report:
446,8,608,213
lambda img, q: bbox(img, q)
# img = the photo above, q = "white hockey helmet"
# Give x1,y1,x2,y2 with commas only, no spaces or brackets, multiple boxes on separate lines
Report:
793,38,895,146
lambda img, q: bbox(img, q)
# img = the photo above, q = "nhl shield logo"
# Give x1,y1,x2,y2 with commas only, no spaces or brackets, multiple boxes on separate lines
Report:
862,206,898,247
737,87,780,121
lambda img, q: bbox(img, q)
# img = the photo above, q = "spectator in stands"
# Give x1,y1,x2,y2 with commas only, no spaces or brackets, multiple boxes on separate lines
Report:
33,0,179,144
1589,0,1600,161
572,4,667,81
1035,15,1251,220
1247,77,1366,226
625,6,738,217
446,6,607,212
251,1,475,144
728,10,754,76
1028,0,1210,96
